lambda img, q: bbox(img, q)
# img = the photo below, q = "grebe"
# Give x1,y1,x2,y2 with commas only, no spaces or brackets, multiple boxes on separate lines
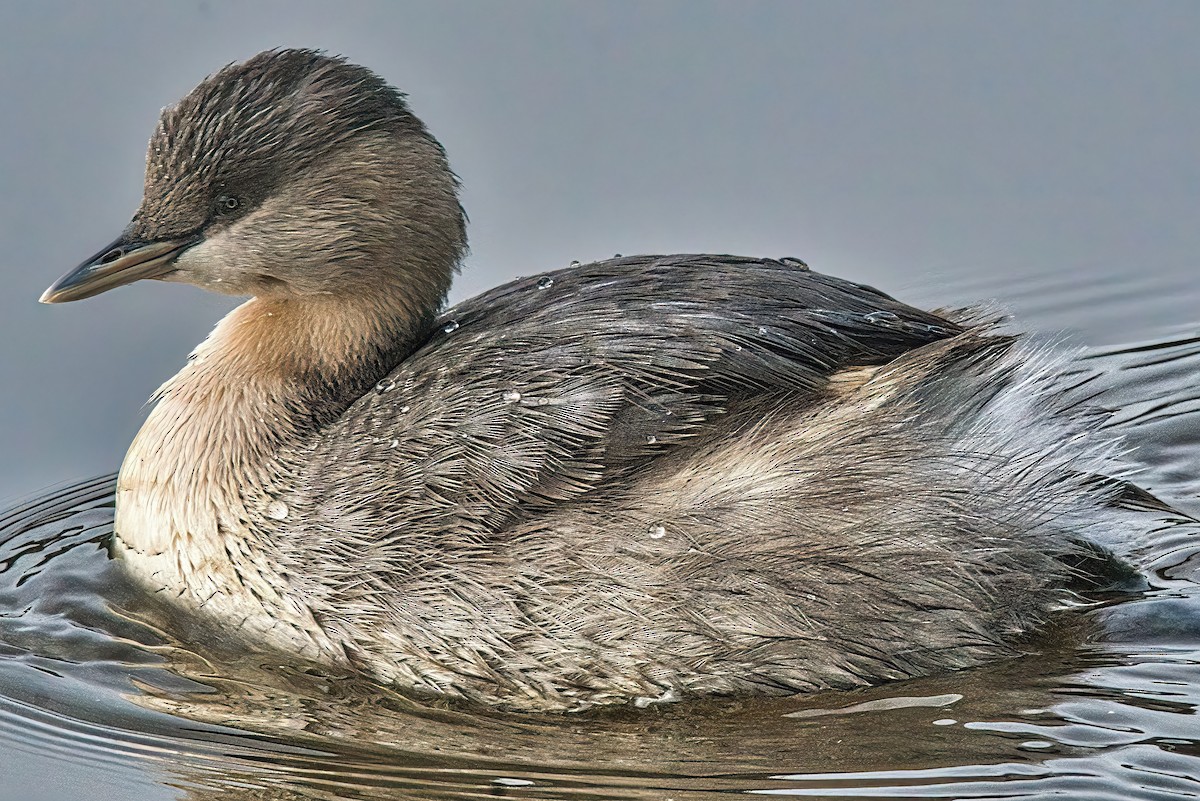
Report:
42,49,1133,711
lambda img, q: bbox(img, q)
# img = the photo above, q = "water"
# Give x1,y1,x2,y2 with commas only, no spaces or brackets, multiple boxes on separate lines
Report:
1,269,1198,801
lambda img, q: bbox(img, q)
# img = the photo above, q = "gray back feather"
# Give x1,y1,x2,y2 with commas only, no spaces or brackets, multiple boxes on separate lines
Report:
261,256,1129,709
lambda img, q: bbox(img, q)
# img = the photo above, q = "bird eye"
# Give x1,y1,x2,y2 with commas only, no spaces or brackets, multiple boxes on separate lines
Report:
215,194,241,215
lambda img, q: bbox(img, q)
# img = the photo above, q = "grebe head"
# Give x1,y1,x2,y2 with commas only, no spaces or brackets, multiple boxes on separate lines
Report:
42,48,466,307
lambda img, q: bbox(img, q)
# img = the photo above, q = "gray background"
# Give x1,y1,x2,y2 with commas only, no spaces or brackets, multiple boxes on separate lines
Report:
2,0,1198,504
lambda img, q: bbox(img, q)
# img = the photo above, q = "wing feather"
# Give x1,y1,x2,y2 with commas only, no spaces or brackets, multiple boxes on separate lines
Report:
295,256,958,540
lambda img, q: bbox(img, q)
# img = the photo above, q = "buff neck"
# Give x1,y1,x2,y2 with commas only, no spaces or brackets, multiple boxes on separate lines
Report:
112,291,429,655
